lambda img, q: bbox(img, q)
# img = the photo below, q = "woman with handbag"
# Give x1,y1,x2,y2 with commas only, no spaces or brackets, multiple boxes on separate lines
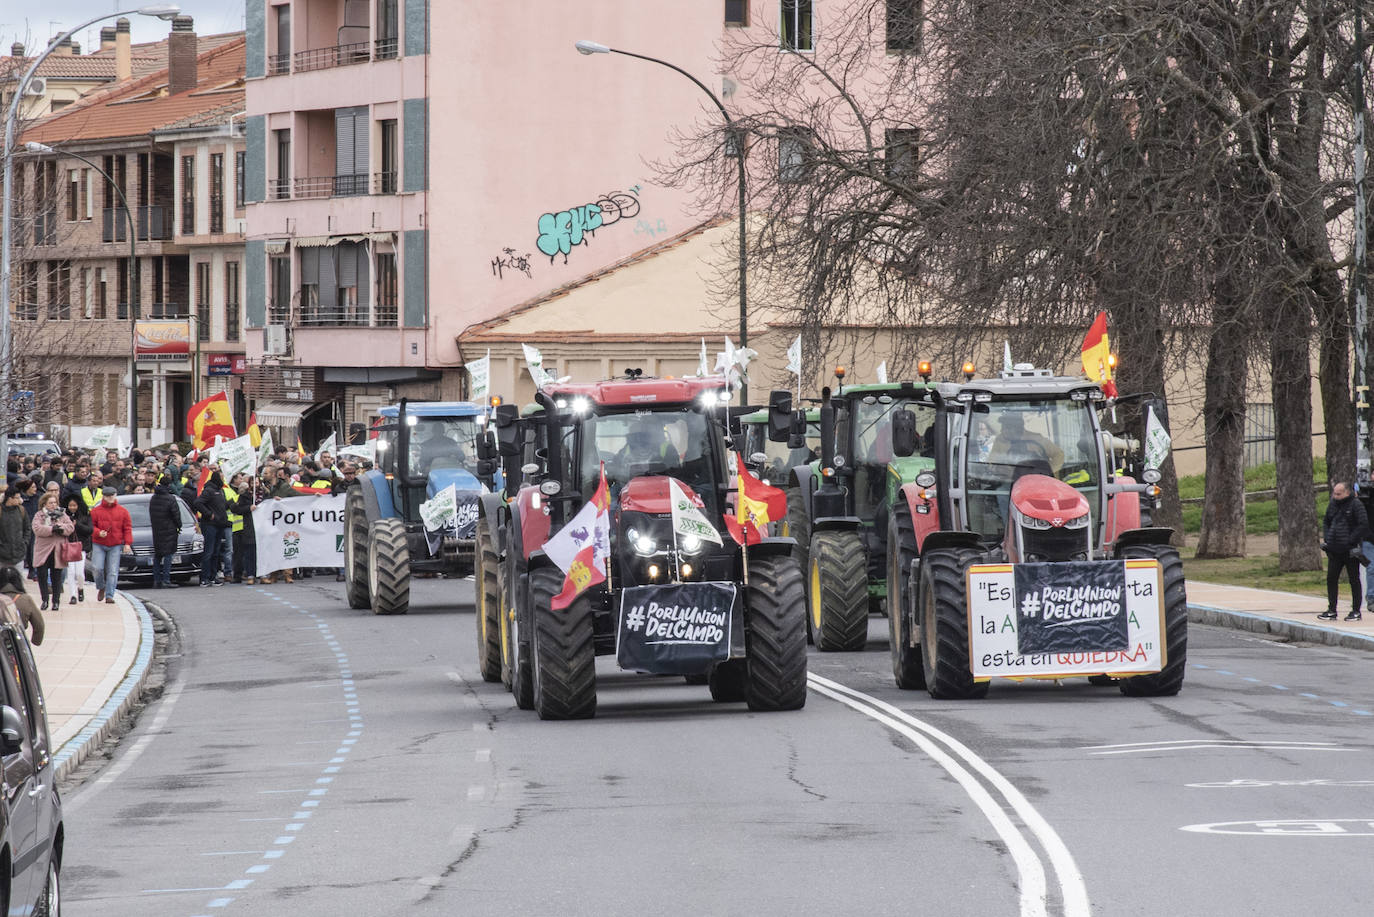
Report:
1320,481,1370,622
30,493,74,611
63,494,92,604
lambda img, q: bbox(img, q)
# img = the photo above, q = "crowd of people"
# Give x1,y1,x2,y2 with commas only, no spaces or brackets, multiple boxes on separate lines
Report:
0,442,370,603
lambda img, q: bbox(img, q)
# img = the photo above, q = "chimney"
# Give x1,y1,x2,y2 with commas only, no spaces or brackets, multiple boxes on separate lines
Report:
100,27,117,53
167,16,197,95
51,37,73,57
70,42,80,56
115,18,131,81
9,43,23,58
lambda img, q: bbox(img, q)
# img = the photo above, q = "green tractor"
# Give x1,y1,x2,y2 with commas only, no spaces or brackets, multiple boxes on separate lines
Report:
770,369,938,651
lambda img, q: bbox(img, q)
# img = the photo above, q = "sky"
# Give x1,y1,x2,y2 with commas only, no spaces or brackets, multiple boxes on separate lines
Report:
2,2,246,54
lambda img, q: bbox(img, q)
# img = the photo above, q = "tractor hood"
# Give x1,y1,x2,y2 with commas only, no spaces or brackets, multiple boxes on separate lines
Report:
887,455,935,484
427,467,483,499
1010,475,1090,524
619,476,705,515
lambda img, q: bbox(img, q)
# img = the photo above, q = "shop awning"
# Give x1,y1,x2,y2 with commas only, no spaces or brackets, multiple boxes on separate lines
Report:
252,400,325,427
263,238,289,254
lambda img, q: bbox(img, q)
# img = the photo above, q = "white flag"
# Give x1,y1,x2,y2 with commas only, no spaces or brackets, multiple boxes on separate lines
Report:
315,431,337,463
786,334,802,375
212,434,257,479
82,424,117,450
469,349,491,402
257,428,275,469
1003,341,1013,372
714,337,757,392
1144,406,1172,470
875,361,888,384
522,343,549,389
669,478,723,547
696,338,709,377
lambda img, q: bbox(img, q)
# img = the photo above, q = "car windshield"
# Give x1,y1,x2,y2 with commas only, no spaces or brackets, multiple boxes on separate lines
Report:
406,417,480,475
963,398,1101,541
580,409,724,516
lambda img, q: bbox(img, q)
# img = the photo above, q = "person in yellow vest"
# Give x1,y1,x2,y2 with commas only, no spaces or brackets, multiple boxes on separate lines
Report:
225,473,255,585
79,472,105,510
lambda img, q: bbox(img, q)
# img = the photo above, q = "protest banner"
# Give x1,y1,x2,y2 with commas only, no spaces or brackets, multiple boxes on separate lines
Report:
253,494,346,575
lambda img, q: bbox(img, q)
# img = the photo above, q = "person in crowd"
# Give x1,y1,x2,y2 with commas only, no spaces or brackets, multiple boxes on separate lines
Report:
149,476,182,589
0,488,30,573
193,469,231,587
30,492,73,611
0,565,43,646
90,486,133,604
62,493,92,604
77,471,104,510
228,473,257,585
257,463,297,584
15,479,39,579
61,464,91,504
100,450,119,477
1320,480,1369,622
318,451,342,483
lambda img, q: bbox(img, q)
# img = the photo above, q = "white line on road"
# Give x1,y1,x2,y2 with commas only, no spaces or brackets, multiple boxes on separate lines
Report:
1081,739,1343,749
808,674,1089,917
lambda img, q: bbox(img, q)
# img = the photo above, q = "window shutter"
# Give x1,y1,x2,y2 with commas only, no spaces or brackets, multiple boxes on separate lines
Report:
300,247,319,284
358,244,371,310
335,109,355,178
319,247,337,310
338,242,358,288
353,112,369,178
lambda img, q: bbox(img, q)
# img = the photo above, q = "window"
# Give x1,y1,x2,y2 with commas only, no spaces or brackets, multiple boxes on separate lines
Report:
376,0,399,59
378,119,397,194
299,242,370,325
181,155,196,235
334,107,369,196
777,128,815,183
273,129,291,199
781,0,813,51
225,261,240,342
269,254,291,324
50,99,71,112
234,150,246,208
47,261,71,320
209,152,224,234
18,263,38,320
375,252,398,325
886,0,921,52
83,168,91,219
66,169,79,222
270,4,291,74
885,127,920,179
116,258,129,319
725,0,749,26
79,267,90,318
96,268,107,320
196,262,212,341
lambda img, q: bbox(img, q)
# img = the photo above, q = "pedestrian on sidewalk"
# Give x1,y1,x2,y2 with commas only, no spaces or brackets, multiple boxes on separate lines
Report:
30,493,73,611
62,494,91,604
1320,481,1369,621
193,470,230,587
0,488,30,574
149,478,182,589
90,487,133,604
0,566,43,646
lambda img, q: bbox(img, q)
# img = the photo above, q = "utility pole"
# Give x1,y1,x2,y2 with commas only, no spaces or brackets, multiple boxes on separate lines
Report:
1356,0,1370,486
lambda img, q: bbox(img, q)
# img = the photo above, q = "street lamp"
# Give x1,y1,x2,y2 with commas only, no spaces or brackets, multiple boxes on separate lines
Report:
575,39,751,401
24,142,139,451
0,5,179,459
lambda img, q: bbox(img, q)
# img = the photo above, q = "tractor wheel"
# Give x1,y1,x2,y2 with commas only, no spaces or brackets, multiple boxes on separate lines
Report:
919,547,987,699
744,554,808,711
707,660,747,702
509,567,534,710
887,507,925,689
343,490,370,609
367,518,410,615
1117,543,1188,697
786,487,811,576
474,516,502,683
808,530,869,652
530,566,596,720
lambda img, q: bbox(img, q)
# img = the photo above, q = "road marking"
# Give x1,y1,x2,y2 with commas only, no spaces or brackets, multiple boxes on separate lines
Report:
1182,819,1374,836
808,674,1088,917
1186,779,1374,788
1087,744,1356,755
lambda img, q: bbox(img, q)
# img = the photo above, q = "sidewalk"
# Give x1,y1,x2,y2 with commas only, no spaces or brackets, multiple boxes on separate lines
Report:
1188,581,1374,652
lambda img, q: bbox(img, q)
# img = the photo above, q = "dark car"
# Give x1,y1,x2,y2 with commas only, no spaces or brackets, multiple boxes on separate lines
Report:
88,494,205,583
0,595,63,914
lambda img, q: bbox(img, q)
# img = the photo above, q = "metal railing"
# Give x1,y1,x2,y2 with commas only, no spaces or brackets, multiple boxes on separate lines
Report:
374,37,398,60
375,301,398,326
291,176,331,199
298,303,372,327
101,208,127,243
373,171,397,194
148,302,182,319
137,205,171,240
294,41,371,73
270,179,291,200
333,173,368,197
267,52,291,76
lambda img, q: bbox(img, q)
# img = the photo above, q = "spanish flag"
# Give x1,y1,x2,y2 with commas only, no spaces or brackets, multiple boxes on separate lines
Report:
296,438,307,459
187,392,236,451
247,412,262,449
1080,311,1117,398
726,454,787,546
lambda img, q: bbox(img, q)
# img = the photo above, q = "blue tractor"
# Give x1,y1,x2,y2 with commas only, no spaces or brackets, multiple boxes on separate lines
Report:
343,400,489,614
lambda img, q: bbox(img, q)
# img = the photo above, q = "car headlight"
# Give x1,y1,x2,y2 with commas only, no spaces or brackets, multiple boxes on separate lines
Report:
627,526,657,556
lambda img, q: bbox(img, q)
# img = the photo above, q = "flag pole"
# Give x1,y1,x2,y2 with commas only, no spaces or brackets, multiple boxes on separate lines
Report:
601,463,612,595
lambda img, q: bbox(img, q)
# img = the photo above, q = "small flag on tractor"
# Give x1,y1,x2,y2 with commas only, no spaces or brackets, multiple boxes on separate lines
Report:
1080,311,1117,398
725,454,787,546
544,464,612,610
669,478,723,548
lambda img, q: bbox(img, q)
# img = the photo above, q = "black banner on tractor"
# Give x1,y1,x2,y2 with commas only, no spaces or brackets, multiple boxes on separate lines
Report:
1014,561,1130,655
617,583,736,675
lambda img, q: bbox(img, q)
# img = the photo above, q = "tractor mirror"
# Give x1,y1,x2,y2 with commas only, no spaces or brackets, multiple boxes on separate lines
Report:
891,409,919,457
788,432,807,449
476,458,498,481
767,390,793,442
492,403,518,428
474,430,497,462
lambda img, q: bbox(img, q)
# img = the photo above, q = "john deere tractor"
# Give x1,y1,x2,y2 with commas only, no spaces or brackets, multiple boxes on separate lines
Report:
771,371,937,651
343,400,488,615
883,364,1186,699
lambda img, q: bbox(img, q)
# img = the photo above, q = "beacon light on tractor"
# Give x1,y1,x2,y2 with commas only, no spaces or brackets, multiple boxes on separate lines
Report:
881,362,1187,699
483,371,808,720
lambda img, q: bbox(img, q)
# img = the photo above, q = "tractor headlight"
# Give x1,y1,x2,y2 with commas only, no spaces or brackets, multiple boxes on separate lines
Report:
681,533,706,554
627,526,658,556
1020,515,1054,530
539,479,561,496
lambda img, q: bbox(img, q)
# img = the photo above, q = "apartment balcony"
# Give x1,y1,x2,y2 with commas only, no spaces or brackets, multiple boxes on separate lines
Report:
266,174,393,201
117,302,184,320
267,52,291,76
103,206,172,243
294,41,370,73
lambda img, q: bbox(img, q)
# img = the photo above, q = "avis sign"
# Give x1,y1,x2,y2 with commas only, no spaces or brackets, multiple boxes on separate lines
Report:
966,559,1165,678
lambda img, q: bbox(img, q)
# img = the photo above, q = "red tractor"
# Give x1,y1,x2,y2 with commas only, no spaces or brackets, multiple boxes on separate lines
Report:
485,373,808,720
879,364,1187,699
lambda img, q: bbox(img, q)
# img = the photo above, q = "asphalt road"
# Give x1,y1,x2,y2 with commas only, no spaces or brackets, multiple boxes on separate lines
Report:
56,577,1374,916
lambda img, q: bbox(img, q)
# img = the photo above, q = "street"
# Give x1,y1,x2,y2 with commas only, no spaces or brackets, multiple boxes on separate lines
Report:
57,578,1374,916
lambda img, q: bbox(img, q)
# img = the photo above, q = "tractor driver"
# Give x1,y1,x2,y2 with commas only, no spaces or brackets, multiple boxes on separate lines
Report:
417,422,467,471
615,416,682,474
988,412,1064,476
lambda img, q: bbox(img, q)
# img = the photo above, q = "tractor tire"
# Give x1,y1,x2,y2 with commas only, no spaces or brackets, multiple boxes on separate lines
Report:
887,507,925,689
707,660,747,702
744,554,808,711
343,490,370,610
529,566,596,720
510,568,534,710
919,547,988,699
367,518,410,616
474,517,502,683
785,487,811,576
1117,543,1188,697
808,529,869,652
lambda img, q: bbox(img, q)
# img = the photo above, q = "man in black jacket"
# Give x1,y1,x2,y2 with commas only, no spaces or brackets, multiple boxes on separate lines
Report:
0,489,29,569
1320,481,1369,621
194,471,231,587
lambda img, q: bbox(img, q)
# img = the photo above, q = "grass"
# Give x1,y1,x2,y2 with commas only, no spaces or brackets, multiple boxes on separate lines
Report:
1181,549,1329,598
1178,458,1329,535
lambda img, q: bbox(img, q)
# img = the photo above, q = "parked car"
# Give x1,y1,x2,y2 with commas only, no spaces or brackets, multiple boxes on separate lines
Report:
88,493,205,583
0,594,63,914
3,435,61,460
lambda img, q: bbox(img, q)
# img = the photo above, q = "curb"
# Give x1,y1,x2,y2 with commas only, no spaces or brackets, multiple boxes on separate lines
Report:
51,591,156,782
1189,603,1374,653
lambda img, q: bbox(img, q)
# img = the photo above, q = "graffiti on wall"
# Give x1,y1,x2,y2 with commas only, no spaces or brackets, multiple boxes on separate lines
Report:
536,186,642,264
492,248,534,280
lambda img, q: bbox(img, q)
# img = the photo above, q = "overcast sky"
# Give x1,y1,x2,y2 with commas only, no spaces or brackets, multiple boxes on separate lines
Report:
2,2,245,53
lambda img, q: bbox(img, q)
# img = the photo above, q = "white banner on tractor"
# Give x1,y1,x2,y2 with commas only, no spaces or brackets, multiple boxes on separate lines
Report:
966,559,1165,679
254,495,346,575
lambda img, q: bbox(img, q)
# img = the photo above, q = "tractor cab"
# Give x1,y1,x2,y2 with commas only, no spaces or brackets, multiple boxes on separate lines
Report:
739,408,821,488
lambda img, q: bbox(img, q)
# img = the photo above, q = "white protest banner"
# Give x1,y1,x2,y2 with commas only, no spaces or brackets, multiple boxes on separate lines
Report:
257,427,275,470
785,334,802,375
523,343,552,390
697,338,709,377
253,494,347,575
336,441,376,465
469,349,491,402
420,484,457,532
669,478,722,547
82,425,117,451
211,434,256,479
1003,341,1014,373
1144,406,1172,470
875,361,888,384
315,431,337,463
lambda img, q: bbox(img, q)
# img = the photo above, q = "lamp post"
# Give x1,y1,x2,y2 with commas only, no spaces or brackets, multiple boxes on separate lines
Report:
575,39,750,402
1355,0,1370,485
24,142,139,451
0,5,179,460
